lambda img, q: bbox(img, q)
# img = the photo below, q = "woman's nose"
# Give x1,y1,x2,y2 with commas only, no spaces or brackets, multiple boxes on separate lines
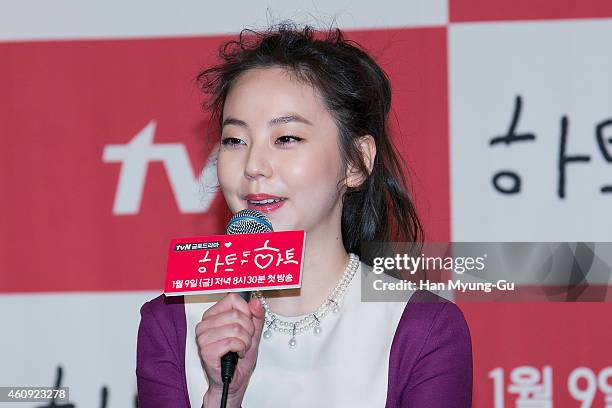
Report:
244,141,273,180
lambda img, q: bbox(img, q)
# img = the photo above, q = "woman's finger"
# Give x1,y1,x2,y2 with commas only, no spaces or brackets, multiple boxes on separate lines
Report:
202,293,251,320
196,308,255,338
196,323,253,356
249,296,266,340
200,336,249,360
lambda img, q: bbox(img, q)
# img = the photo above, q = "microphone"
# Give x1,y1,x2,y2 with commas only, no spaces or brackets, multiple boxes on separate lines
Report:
219,209,273,407
226,208,273,235
225,209,274,304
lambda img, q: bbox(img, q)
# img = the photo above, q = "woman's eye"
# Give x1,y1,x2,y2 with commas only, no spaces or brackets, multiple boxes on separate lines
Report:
275,135,303,145
221,137,245,147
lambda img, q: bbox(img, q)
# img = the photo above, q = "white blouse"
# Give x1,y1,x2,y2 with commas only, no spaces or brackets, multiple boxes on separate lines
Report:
184,263,411,407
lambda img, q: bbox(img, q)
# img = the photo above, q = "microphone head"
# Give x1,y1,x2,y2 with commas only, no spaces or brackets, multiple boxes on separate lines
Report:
226,209,274,234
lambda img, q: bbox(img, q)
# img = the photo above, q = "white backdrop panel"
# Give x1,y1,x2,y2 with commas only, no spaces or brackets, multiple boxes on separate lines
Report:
450,19,612,241
0,292,157,407
0,0,448,42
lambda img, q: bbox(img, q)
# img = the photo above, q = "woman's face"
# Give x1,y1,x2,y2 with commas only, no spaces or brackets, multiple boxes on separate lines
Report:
217,67,346,234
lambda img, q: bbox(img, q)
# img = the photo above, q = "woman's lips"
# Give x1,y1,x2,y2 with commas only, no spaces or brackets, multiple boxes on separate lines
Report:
245,194,287,214
246,199,287,213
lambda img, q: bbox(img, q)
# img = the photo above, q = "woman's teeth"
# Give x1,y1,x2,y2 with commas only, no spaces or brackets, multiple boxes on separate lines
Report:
249,198,286,205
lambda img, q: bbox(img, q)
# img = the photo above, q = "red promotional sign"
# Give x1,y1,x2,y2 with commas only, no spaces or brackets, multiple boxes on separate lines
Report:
165,230,305,295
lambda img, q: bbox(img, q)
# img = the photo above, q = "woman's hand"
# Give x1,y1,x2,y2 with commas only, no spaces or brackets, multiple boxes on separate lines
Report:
196,293,265,408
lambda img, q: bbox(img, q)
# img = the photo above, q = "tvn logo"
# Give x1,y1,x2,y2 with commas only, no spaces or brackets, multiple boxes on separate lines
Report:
174,241,221,251
102,120,218,215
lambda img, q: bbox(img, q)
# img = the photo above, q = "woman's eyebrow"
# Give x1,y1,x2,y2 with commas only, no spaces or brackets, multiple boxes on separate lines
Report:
221,117,248,128
268,114,313,126
222,114,313,129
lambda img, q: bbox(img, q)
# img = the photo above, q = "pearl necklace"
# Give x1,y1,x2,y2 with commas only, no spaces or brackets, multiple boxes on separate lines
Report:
254,253,360,349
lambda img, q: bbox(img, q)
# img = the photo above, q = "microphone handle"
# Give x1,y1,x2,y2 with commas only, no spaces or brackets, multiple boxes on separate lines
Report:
237,291,251,302
220,291,252,384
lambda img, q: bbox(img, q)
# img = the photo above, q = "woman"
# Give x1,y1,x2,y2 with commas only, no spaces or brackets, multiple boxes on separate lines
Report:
137,23,472,408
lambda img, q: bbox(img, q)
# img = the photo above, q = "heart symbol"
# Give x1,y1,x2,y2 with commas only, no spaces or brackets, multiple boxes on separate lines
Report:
254,253,274,270
224,242,232,248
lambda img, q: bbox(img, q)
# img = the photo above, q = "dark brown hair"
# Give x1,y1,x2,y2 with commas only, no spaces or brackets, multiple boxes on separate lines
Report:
197,22,423,256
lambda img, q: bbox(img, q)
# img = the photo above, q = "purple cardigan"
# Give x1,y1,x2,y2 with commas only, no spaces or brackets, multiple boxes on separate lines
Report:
136,290,472,407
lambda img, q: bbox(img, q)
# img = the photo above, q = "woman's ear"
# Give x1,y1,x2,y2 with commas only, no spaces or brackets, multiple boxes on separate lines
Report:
346,135,377,188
